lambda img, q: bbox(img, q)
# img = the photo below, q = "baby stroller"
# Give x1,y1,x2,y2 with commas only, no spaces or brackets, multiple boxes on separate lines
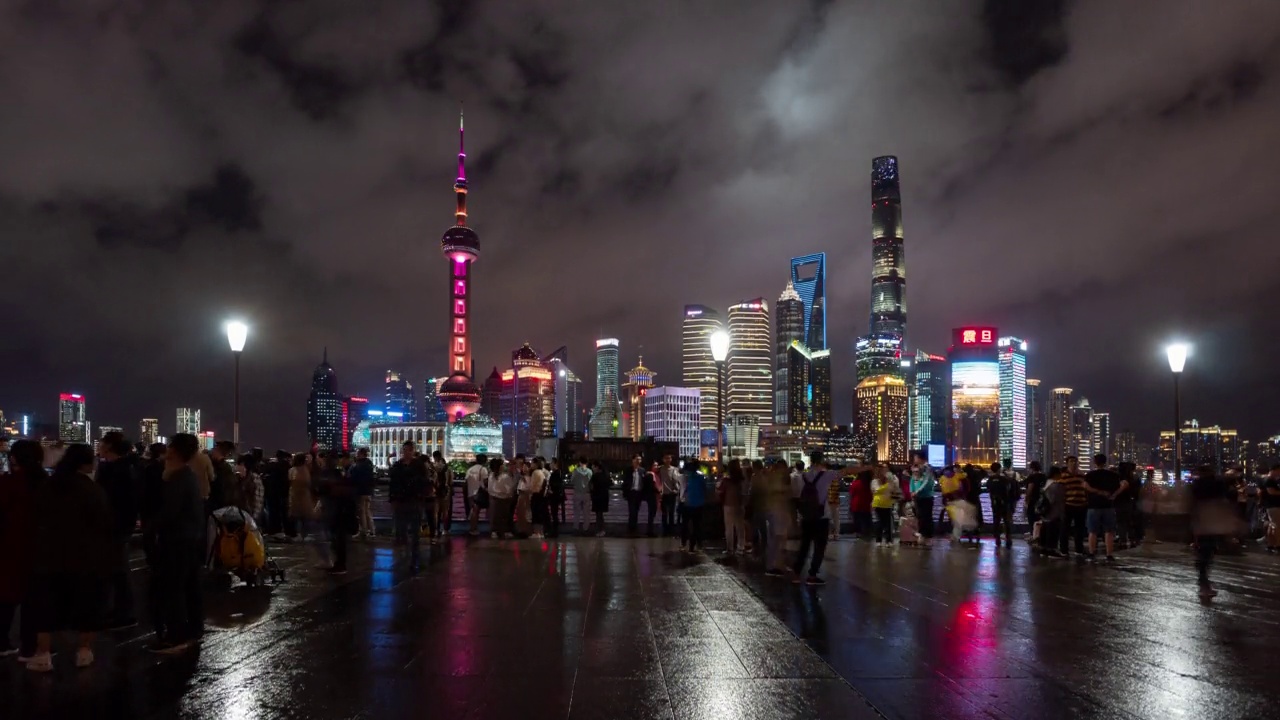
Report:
209,507,286,587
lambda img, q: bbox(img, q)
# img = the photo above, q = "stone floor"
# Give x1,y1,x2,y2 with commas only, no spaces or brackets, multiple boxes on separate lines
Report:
3,530,1278,719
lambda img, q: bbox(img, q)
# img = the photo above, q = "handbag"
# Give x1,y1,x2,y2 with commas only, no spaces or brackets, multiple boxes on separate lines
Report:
474,487,490,509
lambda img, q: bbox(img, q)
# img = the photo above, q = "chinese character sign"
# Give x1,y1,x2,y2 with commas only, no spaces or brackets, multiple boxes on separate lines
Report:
953,326,998,347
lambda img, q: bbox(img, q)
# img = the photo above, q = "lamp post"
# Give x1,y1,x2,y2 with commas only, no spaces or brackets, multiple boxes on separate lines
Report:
1166,343,1189,485
709,330,730,464
226,321,248,449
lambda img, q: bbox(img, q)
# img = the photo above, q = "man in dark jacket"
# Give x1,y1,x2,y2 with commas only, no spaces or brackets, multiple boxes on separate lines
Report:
350,449,377,539
208,441,239,511
96,433,140,629
262,450,291,537
149,433,207,653
326,453,357,575
388,442,428,568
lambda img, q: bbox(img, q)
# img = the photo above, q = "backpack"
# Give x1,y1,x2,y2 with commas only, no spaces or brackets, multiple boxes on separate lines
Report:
799,470,826,521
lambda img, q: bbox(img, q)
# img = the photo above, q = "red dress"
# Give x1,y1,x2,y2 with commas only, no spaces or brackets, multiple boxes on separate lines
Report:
0,470,35,604
848,477,872,514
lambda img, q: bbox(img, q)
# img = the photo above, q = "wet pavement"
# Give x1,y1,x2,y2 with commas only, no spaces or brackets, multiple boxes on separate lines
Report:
4,531,1278,719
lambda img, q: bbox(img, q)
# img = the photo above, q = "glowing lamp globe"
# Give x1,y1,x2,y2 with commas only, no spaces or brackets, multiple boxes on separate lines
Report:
709,330,730,363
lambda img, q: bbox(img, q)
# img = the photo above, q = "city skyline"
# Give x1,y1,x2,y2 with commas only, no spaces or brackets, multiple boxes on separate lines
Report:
3,3,1278,450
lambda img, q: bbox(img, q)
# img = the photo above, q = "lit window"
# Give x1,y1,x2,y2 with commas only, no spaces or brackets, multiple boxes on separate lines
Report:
453,260,466,277
454,280,466,297
455,357,466,372
454,300,466,316
454,319,466,334
455,338,466,353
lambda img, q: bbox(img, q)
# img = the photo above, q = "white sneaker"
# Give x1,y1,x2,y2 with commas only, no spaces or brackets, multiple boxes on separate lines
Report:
491,532,499,539
26,652,53,672
75,648,94,668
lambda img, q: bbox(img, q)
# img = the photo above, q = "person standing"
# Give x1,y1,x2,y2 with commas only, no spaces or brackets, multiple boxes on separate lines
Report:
939,466,970,545
791,451,836,585
719,459,746,553
1083,454,1125,562
762,459,793,575
147,434,207,654
826,468,842,541
547,458,566,538
871,464,901,546
465,455,490,537
350,448,376,539
96,433,140,629
0,441,40,661
324,454,357,575
848,470,873,541
488,458,516,539
1113,462,1137,549
909,454,937,546
26,444,115,671
986,461,1016,549
589,461,610,537
1037,467,1066,557
287,453,315,540
1261,464,1280,553
679,458,708,553
570,461,593,534
1023,461,1046,541
1190,465,1233,598
388,442,428,566
432,451,452,538
624,455,658,537
528,458,550,539
208,441,240,512
1058,456,1089,558
658,455,681,537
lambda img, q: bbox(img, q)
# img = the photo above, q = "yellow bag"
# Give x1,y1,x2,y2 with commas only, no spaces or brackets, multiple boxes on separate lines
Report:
240,527,265,571
218,531,243,569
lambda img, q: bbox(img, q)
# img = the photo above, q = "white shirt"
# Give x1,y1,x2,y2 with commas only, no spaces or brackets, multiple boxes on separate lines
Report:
465,465,489,497
630,467,646,492
529,469,547,494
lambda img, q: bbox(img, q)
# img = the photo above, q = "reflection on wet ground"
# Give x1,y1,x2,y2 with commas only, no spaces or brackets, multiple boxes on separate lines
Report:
4,534,1278,719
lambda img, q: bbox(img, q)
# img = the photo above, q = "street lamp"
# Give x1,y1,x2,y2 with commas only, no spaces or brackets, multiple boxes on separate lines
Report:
1166,342,1189,485
226,321,248,449
709,329,730,463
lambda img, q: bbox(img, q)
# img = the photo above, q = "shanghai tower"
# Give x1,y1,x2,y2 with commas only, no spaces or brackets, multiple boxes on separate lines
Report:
855,156,907,382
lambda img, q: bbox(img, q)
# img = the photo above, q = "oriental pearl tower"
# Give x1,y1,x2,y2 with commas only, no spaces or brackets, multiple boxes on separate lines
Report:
436,109,483,420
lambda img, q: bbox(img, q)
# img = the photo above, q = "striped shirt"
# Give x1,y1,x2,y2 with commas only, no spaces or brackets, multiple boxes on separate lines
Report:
1060,474,1087,508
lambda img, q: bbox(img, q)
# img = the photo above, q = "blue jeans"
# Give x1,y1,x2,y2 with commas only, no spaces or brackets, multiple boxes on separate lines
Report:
393,504,423,563
1087,508,1118,535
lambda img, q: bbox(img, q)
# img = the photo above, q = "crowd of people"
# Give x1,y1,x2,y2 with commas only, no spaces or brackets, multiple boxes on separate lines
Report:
3,430,1275,673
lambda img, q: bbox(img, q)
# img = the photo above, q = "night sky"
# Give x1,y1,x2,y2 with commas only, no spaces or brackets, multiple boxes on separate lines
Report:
3,1,1278,450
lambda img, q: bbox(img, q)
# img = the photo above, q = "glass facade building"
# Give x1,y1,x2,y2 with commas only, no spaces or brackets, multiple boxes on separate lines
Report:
643,386,702,458
385,371,416,422
909,351,948,454
949,328,1000,467
176,407,201,437
727,299,772,422
1047,388,1073,466
681,305,723,432
790,253,827,350
774,282,805,425
869,157,906,337
998,336,1028,469
308,352,343,451
58,393,88,443
854,375,910,464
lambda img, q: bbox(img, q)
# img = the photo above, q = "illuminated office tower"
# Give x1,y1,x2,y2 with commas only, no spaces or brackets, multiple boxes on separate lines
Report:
543,346,584,438
727,299,771,421
139,418,159,446
1071,397,1095,470
594,339,620,409
1047,388,1073,466
948,327,1000,466
385,371,416,422
176,407,201,437
481,368,504,420
853,375,910,464
682,305,724,431
437,108,483,421
855,156,908,382
1092,411,1111,462
501,344,554,457
1115,430,1136,464
422,379,449,423
58,393,88,443
643,387,702,458
783,342,832,430
997,336,1028,468
790,253,827,349
1026,379,1043,465
307,350,343,451
774,282,804,425
620,356,655,440
910,351,948,452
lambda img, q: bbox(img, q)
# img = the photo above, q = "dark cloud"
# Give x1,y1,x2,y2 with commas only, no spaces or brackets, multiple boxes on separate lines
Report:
2,0,1279,450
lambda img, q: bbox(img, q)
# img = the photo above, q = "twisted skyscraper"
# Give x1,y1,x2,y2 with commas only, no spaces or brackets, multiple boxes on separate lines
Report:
855,156,907,382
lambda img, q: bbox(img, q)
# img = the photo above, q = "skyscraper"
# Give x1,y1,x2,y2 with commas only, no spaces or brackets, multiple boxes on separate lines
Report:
774,282,805,425
682,305,723,432
500,344,554,458
384,371,416,422
1071,396,1094,470
58,393,87,443
853,375,910,464
307,350,342,451
422,378,449,423
1092,411,1111,462
176,407,201,437
949,327,1000,467
910,351,948,453
727,299,771,421
997,336,1028,468
643,387,702,458
543,347,584,438
855,156,908,383
620,356,655,440
790,253,827,350
783,341,832,430
594,338,620,409
1047,388,1073,466
1026,379,1043,465
139,418,159,446
437,109,483,421
481,367,504,420
1115,430,1136,464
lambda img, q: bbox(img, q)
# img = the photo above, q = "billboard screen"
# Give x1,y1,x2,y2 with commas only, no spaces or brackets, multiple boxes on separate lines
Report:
951,361,999,414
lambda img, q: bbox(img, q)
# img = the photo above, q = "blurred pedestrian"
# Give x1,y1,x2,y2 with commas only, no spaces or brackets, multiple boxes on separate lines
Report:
871,464,901,546
389,442,428,567
96,433,140,629
325,453,357,575
288,453,316,541
625,455,659,537
658,455,681,538
489,458,517,539
350,448,376,539
1262,464,1280,553
529,458,549,539
0,441,41,661
589,461,610,537
680,458,708,553
27,444,115,671
547,458,566,538
465,454,490,537
761,459,793,575
1037,466,1066,557
909,453,937,546
432,451,452,537
1190,465,1235,599
719,459,746,553
1058,456,1089,558
147,434,206,655
264,450,291,539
